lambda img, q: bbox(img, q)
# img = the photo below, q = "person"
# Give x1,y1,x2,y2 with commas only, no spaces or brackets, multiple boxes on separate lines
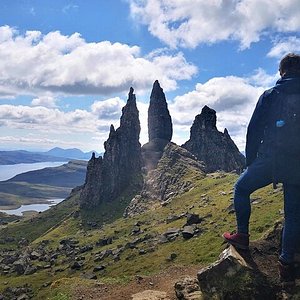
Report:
223,53,300,285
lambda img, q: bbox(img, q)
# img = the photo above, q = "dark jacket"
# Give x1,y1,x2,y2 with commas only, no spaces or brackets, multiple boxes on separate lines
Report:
245,74,300,184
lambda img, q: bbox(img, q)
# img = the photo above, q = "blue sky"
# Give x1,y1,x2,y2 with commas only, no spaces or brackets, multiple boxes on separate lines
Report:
0,0,299,152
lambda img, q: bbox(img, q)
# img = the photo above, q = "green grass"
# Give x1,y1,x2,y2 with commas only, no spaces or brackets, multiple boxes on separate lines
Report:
0,192,79,248
0,172,285,298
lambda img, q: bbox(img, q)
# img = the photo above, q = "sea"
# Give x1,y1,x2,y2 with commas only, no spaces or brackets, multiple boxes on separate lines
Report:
0,162,65,216
0,161,65,181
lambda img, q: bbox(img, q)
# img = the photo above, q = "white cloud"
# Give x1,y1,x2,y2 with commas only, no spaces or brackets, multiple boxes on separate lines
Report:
129,0,300,49
31,96,57,108
0,93,150,151
248,68,279,87
169,75,268,150
268,36,300,58
0,26,197,98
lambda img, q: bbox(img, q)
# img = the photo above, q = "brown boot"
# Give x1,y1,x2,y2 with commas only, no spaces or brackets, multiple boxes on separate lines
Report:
278,260,295,287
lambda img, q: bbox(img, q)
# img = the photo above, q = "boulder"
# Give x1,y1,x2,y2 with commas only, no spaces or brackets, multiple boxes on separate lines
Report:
96,237,113,247
131,290,170,300
182,226,195,240
174,277,202,300
197,246,275,299
186,214,202,226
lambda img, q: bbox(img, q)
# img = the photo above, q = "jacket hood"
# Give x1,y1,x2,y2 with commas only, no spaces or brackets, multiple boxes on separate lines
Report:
275,75,300,94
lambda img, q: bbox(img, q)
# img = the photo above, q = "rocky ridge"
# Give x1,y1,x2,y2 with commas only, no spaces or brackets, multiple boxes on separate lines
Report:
125,143,205,217
80,81,245,215
79,87,142,208
183,105,245,173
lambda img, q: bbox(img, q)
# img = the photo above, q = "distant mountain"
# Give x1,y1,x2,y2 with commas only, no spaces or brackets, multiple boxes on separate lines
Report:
0,150,68,165
0,148,100,165
45,147,98,160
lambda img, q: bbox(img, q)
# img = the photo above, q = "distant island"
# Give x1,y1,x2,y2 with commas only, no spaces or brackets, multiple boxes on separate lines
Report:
0,147,100,165
0,160,87,209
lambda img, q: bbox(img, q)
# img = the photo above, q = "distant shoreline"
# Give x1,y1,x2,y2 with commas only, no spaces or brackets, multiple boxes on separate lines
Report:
0,198,61,210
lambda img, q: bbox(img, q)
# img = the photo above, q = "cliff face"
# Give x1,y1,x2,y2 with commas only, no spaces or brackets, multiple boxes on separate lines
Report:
142,80,173,172
80,88,142,209
124,142,205,217
183,105,245,173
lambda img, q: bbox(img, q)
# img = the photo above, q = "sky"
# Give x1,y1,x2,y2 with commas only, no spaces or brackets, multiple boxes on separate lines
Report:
0,0,299,153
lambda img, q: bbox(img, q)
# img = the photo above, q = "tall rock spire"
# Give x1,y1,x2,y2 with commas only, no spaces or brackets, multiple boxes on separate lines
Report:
148,80,173,142
182,106,245,173
80,87,142,209
141,80,173,172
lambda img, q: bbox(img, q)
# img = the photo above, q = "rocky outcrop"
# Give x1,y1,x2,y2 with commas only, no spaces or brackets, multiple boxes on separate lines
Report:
148,80,173,142
124,143,205,217
175,246,276,299
142,80,173,172
182,105,245,173
174,221,300,299
80,87,142,208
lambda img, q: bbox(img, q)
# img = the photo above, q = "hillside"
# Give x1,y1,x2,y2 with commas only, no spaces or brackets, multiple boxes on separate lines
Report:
0,160,87,209
0,172,288,299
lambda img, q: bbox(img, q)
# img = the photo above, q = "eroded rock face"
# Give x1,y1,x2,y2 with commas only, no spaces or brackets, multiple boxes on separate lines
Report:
182,106,245,173
80,88,142,208
196,246,275,299
124,143,205,217
142,81,173,172
79,154,104,208
148,80,172,142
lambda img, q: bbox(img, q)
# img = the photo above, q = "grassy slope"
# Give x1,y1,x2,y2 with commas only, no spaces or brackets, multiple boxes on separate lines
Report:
0,172,285,299
0,192,79,248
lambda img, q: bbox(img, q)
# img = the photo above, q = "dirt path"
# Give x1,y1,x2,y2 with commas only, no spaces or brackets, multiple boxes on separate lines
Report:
73,265,201,300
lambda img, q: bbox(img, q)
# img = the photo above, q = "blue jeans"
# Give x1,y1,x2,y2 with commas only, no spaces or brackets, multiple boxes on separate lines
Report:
234,156,300,263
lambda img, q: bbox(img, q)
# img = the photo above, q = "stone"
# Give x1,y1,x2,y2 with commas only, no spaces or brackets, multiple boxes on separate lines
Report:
93,265,106,272
79,245,93,253
94,249,112,262
167,252,177,261
132,226,141,235
186,214,202,226
18,238,29,247
182,106,245,173
166,215,181,224
30,251,41,260
197,246,275,299
13,259,27,275
24,266,37,275
182,226,195,240
17,294,29,300
81,273,97,280
70,261,83,270
80,87,143,208
131,290,170,300
174,276,202,300
96,237,113,247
